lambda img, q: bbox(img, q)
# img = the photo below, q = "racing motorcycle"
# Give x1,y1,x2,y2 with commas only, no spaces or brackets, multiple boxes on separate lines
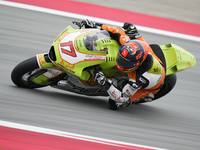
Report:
11,21,196,105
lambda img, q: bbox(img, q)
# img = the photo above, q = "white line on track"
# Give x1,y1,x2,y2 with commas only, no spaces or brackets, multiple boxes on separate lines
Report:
0,120,167,150
0,0,200,42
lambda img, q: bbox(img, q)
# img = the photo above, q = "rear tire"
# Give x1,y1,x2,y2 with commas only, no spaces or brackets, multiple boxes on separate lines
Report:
134,74,177,104
11,56,49,88
153,74,177,100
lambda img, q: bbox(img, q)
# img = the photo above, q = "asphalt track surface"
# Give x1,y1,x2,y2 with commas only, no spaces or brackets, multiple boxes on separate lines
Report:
0,5,200,150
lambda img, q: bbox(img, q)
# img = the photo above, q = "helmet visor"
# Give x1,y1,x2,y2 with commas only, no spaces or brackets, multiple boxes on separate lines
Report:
116,53,140,71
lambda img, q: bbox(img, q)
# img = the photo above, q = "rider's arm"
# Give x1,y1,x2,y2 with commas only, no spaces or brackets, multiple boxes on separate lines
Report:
106,79,141,102
81,19,144,45
101,23,150,46
101,25,130,45
94,71,141,107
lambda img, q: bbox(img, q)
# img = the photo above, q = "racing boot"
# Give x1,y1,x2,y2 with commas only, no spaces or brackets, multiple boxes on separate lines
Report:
140,93,154,102
108,98,131,110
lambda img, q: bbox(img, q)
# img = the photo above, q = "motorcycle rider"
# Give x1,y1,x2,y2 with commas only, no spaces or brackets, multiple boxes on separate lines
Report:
80,19,165,110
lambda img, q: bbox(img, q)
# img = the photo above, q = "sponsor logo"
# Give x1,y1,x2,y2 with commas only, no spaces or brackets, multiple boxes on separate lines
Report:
139,77,147,84
48,69,62,76
111,90,121,99
84,54,104,61
57,63,75,74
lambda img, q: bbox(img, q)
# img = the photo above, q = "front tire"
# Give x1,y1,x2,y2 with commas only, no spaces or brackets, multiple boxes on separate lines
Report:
11,56,49,88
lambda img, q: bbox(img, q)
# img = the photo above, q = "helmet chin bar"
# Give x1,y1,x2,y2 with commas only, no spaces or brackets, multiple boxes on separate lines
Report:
117,62,140,72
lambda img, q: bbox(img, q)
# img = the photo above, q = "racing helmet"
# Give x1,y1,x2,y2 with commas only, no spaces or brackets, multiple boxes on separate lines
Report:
116,40,149,72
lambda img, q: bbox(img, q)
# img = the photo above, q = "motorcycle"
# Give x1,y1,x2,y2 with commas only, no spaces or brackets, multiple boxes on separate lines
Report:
11,21,196,106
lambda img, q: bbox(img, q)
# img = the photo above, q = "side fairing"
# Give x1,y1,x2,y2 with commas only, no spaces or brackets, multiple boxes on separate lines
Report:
32,53,63,85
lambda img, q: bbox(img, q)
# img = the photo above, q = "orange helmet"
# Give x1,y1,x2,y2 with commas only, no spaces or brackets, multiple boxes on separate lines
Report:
116,40,149,72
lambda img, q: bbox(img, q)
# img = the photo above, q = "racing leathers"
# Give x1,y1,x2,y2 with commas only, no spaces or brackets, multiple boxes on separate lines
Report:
81,20,165,109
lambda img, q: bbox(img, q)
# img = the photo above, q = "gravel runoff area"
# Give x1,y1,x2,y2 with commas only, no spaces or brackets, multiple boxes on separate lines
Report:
73,0,200,25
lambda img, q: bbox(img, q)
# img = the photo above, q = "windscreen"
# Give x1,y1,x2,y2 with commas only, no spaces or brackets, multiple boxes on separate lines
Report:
83,30,110,51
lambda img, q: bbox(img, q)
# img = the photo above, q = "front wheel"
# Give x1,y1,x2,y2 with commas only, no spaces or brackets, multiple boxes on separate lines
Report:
11,56,50,88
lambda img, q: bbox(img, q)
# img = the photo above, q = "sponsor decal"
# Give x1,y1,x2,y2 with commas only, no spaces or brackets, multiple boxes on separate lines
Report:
135,52,143,60
139,77,147,84
75,40,79,50
84,54,104,61
57,62,75,74
79,40,82,47
111,90,121,99
48,69,62,76
42,69,63,78
121,49,128,57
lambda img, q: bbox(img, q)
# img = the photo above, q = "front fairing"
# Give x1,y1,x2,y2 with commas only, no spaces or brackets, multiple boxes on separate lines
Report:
50,26,123,81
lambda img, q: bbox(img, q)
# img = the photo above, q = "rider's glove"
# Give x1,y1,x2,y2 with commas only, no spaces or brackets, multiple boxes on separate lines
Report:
122,22,137,33
122,22,141,39
81,19,102,29
94,71,107,85
107,81,140,110
81,19,97,28
94,71,111,89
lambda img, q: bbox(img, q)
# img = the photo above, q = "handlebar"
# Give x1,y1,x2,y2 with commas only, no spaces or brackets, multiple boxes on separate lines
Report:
72,21,83,29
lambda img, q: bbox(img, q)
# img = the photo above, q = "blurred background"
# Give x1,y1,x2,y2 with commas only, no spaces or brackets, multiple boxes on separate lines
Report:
73,0,200,24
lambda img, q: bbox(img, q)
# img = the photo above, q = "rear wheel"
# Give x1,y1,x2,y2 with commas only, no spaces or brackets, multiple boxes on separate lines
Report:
134,74,177,104
11,57,50,88
153,74,177,100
